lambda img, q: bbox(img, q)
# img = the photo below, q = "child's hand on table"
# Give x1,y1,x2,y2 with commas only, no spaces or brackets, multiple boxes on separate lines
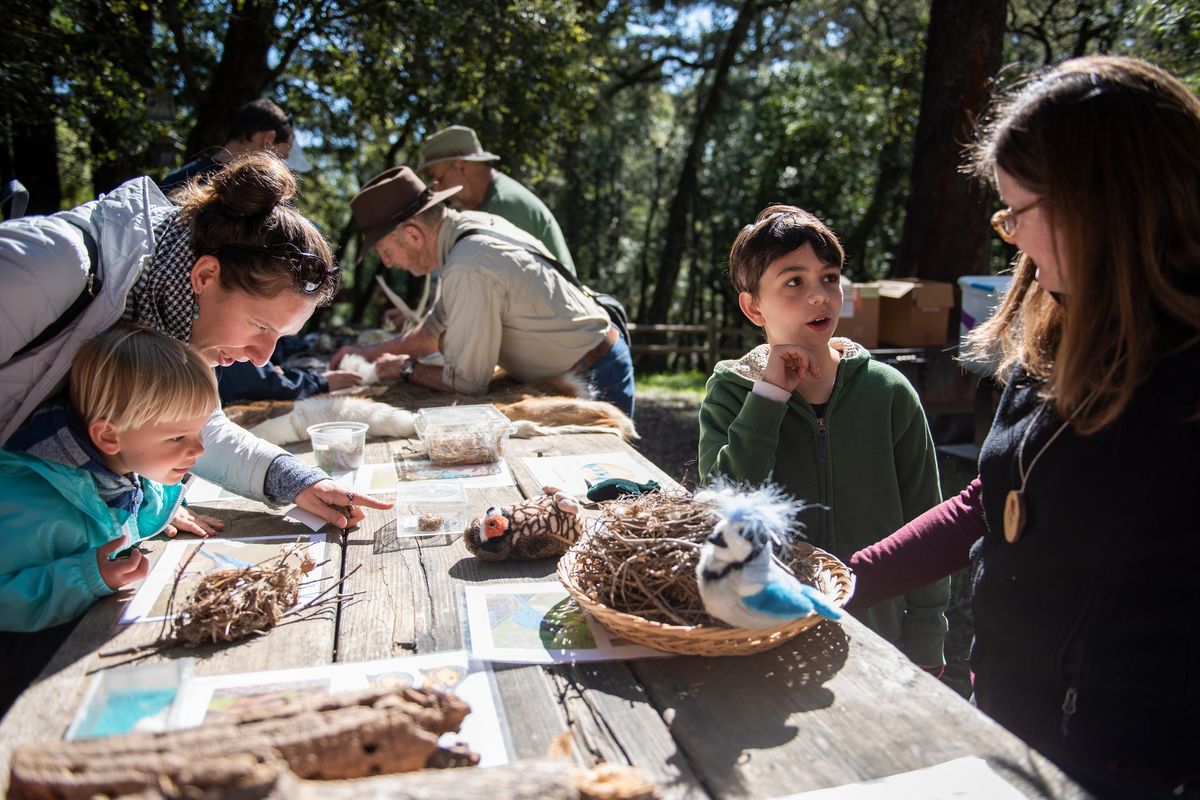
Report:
165,507,225,538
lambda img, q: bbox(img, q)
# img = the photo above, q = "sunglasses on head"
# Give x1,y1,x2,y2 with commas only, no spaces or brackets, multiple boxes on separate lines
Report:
210,243,338,293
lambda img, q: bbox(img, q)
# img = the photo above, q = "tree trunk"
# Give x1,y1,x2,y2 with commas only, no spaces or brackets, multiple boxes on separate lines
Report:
645,0,757,325
83,2,157,196
3,2,60,214
7,111,60,215
892,0,1005,282
183,0,282,157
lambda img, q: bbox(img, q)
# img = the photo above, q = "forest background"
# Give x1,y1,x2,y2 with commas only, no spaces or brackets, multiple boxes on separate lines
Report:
3,0,1197,337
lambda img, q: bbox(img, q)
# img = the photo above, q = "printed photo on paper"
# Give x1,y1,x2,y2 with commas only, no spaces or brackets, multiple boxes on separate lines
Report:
463,581,665,664
521,452,654,498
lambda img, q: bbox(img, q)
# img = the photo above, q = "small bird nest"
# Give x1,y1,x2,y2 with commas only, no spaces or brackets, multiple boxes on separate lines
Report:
170,549,316,647
567,491,820,628
100,542,362,669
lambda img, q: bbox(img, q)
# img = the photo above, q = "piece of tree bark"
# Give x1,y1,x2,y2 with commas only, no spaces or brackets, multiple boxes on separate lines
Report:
114,759,658,800
8,687,474,800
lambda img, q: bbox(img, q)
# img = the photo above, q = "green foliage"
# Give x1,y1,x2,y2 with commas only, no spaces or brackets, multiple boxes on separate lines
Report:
2,0,1196,334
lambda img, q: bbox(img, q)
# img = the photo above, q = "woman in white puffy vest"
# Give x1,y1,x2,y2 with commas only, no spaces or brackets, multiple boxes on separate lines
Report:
0,154,389,531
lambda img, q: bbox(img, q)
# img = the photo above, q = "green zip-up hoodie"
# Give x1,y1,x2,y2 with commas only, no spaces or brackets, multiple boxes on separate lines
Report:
698,339,948,666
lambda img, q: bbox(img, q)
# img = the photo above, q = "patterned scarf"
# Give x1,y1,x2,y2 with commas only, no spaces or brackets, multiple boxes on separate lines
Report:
120,206,197,343
6,405,144,516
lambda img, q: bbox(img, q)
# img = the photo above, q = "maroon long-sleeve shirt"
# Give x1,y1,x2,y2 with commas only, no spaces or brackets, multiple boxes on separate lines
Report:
846,477,986,612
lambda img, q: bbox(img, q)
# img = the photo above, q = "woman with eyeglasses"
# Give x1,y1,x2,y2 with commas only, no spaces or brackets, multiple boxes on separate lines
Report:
0,153,391,535
846,56,1200,798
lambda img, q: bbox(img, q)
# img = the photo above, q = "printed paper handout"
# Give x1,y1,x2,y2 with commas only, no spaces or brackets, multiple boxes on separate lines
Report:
463,581,664,664
521,452,654,498
771,757,1028,800
65,660,194,740
171,651,510,766
119,535,327,624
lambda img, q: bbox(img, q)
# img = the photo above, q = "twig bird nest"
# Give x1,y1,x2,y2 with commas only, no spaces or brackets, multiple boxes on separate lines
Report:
171,547,316,647
568,491,820,628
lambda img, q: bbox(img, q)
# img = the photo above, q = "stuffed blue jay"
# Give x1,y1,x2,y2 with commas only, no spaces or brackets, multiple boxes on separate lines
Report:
695,483,842,630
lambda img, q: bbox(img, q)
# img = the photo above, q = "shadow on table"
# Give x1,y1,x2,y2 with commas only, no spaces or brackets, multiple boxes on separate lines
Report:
446,554,563,582
0,592,144,723
634,621,850,796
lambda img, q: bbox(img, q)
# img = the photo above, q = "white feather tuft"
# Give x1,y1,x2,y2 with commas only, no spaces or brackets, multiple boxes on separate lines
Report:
695,479,811,543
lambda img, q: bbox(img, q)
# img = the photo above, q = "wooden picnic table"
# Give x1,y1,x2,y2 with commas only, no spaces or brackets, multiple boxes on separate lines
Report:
0,429,1087,799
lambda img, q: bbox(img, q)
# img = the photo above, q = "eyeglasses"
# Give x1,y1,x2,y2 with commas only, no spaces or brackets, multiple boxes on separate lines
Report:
990,199,1042,243
210,243,339,293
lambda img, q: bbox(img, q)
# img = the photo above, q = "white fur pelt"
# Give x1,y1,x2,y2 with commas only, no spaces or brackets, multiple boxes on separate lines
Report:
249,396,414,444
338,353,379,385
248,395,635,446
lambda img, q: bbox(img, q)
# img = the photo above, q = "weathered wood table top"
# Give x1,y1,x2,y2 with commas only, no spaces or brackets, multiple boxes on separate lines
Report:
0,430,1087,799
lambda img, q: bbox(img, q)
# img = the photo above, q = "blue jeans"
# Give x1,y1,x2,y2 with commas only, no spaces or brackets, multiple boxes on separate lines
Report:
583,334,635,418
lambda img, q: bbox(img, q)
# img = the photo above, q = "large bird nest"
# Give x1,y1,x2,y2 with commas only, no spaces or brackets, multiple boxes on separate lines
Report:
567,491,819,628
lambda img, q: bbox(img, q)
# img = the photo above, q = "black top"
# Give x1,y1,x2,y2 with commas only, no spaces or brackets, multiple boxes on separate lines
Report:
158,153,222,195
973,343,1200,780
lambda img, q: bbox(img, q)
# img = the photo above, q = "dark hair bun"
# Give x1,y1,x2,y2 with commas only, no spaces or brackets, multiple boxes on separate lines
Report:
209,152,296,218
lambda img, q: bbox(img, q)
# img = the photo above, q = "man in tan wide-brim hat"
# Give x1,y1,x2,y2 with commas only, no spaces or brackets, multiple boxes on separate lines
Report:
332,166,634,417
417,125,576,276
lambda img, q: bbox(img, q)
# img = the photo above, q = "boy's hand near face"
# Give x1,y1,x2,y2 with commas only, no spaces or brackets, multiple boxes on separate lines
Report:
763,344,823,393
97,537,150,590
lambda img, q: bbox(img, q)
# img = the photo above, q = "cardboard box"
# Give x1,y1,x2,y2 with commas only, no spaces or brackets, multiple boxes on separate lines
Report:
836,281,880,349
877,278,955,347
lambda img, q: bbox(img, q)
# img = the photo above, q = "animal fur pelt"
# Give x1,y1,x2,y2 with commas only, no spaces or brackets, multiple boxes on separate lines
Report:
246,395,637,446
338,353,378,384
248,396,415,445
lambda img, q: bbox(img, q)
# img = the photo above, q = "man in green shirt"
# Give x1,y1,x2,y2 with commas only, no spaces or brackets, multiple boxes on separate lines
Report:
418,125,576,275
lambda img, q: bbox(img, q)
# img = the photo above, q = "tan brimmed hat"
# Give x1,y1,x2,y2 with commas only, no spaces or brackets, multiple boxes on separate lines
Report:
351,166,461,249
418,125,500,171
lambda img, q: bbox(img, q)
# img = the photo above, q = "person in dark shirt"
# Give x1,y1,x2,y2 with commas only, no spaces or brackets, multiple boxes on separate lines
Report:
847,56,1200,799
159,99,295,195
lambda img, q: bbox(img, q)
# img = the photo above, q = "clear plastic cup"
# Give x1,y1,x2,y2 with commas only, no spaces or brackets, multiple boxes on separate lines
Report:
306,421,368,474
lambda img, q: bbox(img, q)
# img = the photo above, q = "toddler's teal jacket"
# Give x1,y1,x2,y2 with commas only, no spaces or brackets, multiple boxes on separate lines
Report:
0,448,183,632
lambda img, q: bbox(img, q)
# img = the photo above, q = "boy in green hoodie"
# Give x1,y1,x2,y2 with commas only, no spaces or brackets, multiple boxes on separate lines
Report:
0,326,219,633
698,205,948,669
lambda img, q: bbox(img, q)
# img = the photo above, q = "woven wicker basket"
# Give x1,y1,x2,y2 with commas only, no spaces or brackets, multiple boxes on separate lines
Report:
557,541,856,657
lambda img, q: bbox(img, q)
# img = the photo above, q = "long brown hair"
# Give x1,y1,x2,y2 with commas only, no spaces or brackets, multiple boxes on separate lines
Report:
173,153,339,304
966,56,1200,434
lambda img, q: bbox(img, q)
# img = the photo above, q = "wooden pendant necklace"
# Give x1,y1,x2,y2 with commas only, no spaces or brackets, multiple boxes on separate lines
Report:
1003,392,1095,544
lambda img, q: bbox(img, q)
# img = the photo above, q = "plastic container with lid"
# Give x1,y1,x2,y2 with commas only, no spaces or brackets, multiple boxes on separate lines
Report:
395,481,468,537
414,404,516,465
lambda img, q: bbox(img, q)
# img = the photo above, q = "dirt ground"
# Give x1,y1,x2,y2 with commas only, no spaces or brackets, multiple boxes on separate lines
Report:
628,388,703,489
630,387,975,699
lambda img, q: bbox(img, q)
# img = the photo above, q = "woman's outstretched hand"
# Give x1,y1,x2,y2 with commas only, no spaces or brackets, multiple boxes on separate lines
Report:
295,480,392,529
